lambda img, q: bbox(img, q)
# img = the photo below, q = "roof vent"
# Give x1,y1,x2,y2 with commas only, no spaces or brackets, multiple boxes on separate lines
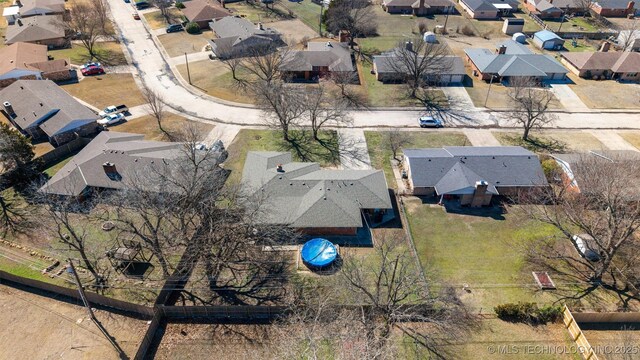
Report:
276,164,284,172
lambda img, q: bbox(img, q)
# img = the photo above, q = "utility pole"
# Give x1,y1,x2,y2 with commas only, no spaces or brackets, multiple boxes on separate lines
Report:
443,6,451,35
68,259,95,319
484,75,496,107
558,14,566,32
319,1,323,36
184,52,192,85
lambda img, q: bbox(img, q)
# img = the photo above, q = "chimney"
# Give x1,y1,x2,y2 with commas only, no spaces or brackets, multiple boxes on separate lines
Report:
419,0,425,11
599,41,611,52
221,0,225,8
103,162,121,180
3,102,15,117
276,164,284,173
17,19,22,26
627,1,635,10
405,41,413,52
498,45,507,54
471,180,489,207
257,22,264,30
339,30,350,43
548,0,552,3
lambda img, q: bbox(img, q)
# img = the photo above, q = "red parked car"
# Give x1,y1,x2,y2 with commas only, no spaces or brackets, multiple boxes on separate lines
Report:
81,65,105,76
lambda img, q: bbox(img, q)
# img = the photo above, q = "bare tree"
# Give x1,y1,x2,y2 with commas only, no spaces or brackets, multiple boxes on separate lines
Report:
240,43,292,85
305,82,352,142
328,71,367,108
255,80,306,144
324,0,377,46
339,231,472,358
141,83,172,140
573,0,594,16
507,77,557,142
36,193,107,287
385,39,452,99
151,0,175,23
384,130,412,162
64,0,113,60
522,153,640,306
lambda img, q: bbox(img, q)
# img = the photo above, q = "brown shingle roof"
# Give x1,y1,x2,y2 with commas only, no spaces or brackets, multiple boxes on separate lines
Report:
0,42,47,76
561,51,640,73
182,0,231,22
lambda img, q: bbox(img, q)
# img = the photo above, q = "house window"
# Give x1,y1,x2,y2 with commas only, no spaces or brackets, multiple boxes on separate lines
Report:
627,73,638,77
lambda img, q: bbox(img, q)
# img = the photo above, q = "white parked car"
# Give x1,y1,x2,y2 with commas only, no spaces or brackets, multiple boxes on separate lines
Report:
97,113,125,126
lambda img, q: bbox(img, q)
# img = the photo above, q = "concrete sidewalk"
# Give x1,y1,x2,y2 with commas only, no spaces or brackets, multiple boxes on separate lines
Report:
463,129,501,146
589,130,639,151
550,84,590,112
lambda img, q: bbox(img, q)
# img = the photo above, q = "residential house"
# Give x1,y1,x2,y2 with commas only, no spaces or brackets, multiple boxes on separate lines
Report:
381,0,455,15
533,30,565,50
3,0,65,25
240,152,393,238
459,0,519,19
280,41,355,81
0,80,100,146
465,39,568,83
39,132,187,198
616,30,640,52
208,16,284,59
560,51,640,81
522,0,584,18
552,150,640,197
0,42,70,87
403,146,548,206
591,0,640,17
181,0,231,29
5,15,67,47
372,45,466,84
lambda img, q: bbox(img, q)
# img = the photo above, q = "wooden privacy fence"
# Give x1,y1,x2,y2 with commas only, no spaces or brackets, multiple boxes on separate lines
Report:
563,305,599,360
0,270,154,319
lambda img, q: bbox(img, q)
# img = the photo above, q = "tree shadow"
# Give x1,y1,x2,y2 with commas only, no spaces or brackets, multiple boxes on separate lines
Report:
501,134,567,153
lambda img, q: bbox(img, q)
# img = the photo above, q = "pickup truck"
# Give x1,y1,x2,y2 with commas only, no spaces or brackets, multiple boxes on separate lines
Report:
99,105,128,117
97,113,125,126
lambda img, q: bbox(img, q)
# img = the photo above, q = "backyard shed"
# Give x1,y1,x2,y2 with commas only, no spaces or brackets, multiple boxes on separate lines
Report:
512,32,527,44
533,30,565,50
423,31,437,43
502,18,524,35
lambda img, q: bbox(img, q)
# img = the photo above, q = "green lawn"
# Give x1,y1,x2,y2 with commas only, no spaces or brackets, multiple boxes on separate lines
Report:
405,200,561,311
365,131,469,188
224,129,340,185
277,0,322,35
544,16,599,33
143,8,183,30
226,2,285,24
48,42,128,66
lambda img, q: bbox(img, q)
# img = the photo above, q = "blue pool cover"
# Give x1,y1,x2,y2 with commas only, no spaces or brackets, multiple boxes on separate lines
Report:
301,238,337,268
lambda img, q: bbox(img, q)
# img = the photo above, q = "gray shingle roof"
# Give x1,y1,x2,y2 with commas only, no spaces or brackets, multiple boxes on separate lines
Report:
281,41,354,72
181,0,230,22
241,152,392,229
5,15,64,44
19,0,65,16
404,146,548,194
209,16,283,57
0,80,98,137
465,42,568,77
40,132,185,196
593,0,640,9
373,52,465,75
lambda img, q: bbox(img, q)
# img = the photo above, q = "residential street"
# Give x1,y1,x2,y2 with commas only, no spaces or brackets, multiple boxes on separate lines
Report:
107,0,640,133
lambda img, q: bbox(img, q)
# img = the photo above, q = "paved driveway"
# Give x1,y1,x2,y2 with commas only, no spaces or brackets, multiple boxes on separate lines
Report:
549,84,590,112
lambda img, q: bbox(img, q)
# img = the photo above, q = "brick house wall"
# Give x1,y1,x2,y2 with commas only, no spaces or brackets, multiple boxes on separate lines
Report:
0,74,38,88
299,227,358,236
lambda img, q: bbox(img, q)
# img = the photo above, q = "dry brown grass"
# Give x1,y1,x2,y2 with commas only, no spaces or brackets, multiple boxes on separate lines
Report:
567,73,640,109
157,31,211,57
143,8,183,30
493,130,605,153
111,113,214,141
465,80,564,110
61,74,146,109
618,131,640,150
176,60,253,104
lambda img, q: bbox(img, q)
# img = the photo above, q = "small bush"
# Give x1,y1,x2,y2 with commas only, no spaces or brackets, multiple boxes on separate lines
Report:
461,25,475,36
494,302,562,325
417,19,428,34
185,22,200,34
175,1,185,9
541,157,562,183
